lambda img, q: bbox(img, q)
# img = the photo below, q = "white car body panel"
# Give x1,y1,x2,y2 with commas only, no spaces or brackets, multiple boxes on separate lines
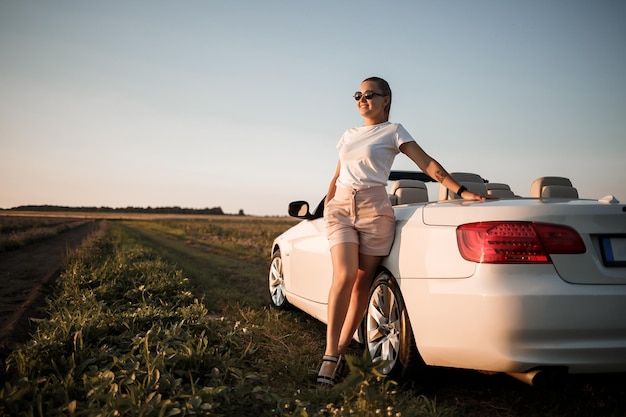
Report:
399,264,626,373
270,179,626,375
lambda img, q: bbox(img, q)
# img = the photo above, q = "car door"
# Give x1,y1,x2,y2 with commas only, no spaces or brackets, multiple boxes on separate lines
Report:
287,217,333,305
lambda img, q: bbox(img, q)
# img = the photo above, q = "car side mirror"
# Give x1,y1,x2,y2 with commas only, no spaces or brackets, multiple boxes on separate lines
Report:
288,201,314,219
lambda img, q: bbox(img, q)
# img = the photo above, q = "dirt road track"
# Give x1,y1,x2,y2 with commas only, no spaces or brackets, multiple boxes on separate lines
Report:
0,220,104,355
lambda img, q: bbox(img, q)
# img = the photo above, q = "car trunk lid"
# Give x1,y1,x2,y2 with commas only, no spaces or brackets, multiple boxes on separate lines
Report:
423,198,626,284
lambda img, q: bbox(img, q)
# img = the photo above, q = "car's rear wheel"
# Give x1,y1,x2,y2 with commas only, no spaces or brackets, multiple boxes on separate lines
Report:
365,272,422,380
269,250,289,309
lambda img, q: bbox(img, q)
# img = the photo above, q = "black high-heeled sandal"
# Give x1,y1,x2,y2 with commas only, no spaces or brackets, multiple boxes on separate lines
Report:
316,354,343,386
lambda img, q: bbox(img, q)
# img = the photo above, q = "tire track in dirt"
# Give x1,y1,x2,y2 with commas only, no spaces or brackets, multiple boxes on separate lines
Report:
0,220,104,354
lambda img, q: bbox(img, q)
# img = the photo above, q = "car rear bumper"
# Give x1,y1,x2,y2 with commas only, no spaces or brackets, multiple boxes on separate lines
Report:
401,263,626,373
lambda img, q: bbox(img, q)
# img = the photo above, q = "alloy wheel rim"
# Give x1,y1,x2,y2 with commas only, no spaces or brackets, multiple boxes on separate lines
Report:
366,282,401,374
269,256,286,305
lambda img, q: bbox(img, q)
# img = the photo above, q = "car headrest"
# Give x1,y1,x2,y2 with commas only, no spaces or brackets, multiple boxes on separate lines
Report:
530,177,578,198
438,172,486,200
389,179,428,205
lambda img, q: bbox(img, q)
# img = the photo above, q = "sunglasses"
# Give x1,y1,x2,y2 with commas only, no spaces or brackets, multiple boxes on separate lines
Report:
353,90,386,101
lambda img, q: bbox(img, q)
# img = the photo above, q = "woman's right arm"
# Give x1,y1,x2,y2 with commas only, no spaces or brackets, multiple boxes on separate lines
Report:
325,160,341,206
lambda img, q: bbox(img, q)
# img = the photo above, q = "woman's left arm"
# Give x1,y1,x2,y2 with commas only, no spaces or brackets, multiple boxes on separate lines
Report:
399,141,492,201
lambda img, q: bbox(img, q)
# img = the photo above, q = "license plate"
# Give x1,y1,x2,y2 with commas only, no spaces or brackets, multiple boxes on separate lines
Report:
600,236,626,267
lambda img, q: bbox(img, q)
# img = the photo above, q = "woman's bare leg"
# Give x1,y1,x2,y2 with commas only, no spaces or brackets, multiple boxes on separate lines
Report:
318,242,360,381
325,242,359,357
319,247,382,382
337,253,382,354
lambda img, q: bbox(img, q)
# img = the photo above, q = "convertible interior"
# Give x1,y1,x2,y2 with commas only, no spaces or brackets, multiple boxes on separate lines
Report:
387,172,579,206
289,173,581,220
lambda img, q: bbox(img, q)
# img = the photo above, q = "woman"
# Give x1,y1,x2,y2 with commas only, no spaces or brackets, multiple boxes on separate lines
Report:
317,76,490,385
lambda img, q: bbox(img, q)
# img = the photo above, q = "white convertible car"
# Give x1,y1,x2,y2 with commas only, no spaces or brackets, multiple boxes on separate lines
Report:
268,171,626,385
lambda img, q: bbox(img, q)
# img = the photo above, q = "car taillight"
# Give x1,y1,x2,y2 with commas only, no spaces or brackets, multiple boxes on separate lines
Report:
456,222,586,263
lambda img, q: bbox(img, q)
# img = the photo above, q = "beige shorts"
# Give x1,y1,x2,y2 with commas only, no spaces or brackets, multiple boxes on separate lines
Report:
324,185,395,256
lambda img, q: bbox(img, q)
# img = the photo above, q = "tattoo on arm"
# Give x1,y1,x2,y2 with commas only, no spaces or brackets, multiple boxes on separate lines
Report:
434,170,448,183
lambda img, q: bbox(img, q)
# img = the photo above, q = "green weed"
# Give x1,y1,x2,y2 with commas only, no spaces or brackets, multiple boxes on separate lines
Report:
0,223,281,416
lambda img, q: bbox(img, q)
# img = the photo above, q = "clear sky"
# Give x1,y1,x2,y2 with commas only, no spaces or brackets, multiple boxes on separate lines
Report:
1,0,625,216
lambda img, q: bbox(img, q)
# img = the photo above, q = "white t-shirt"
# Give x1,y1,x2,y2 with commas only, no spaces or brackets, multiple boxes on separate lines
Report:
336,122,415,190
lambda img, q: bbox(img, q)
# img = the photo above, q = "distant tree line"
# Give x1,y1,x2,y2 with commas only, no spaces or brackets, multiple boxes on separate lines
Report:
3,205,230,215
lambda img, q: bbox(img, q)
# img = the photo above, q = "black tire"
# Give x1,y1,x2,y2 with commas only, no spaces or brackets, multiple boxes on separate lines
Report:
268,250,290,309
364,271,423,380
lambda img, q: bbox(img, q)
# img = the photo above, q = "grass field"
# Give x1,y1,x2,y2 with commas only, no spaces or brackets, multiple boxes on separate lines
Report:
1,214,624,416
0,215,91,253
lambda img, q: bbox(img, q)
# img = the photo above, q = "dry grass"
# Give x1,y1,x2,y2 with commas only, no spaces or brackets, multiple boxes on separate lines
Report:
0,215,90,252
